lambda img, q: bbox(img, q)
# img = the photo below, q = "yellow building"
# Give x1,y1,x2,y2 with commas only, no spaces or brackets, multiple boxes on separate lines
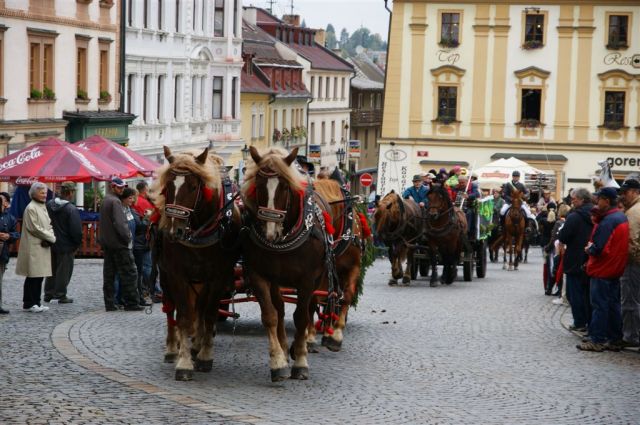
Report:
380,0,640,199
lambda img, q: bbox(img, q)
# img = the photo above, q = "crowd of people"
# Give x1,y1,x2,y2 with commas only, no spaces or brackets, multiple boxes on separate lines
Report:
0,177,158,314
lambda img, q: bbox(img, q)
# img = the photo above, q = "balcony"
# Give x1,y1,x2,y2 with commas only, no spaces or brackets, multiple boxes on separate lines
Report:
351,109,382,127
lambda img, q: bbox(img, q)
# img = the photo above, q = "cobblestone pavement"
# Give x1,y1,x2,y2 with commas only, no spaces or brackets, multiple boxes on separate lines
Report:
0,250,639,424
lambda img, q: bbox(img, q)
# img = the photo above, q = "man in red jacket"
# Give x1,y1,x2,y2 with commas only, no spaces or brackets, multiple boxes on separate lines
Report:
577,187,629,352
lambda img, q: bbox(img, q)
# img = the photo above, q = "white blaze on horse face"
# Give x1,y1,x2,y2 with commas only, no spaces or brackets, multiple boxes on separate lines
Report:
265,177,280,241
169,175,186,235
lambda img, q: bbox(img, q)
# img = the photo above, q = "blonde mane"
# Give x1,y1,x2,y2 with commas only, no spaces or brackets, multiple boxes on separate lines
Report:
241,147,304,210
150,149,222,225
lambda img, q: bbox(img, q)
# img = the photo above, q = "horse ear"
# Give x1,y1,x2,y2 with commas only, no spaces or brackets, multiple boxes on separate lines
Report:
163,146,174,164
196,148,208,165
390,189,395,194
284,147,299,166
249,146,262,164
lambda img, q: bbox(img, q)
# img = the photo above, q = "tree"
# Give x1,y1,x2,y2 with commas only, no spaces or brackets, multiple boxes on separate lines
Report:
301,19,307,28
326,24,335,33
340,28,349,48
325,23,337,49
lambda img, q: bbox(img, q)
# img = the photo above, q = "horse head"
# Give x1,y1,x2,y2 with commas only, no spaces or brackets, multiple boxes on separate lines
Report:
426,186,450,221
374,192,403,233
245,146,302,242
511,189,523,209
159,146,220,241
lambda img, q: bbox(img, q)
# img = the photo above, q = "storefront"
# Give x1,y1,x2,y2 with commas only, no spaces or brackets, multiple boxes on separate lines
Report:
63,111,136,145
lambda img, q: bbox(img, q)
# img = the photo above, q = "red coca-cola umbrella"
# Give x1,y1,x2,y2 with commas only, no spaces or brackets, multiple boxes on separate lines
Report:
76,135,161,177
0,137,135,183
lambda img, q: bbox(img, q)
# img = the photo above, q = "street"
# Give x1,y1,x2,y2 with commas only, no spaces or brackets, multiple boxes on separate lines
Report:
0,249,638,425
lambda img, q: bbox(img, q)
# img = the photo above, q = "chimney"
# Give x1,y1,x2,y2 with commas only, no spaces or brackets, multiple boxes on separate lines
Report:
314,29,326,47
282,14,300,27
243,7,257,26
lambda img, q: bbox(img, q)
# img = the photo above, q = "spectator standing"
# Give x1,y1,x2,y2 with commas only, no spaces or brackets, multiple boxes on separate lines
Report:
0,192,19,314
99,178,143,312
558,188,594,330
132,181,154,217
546,204,570,297
16,182,56,313
577,187,629,352
132,182,155,304
44,182,82,304
619,178,640,348
537,189,557,210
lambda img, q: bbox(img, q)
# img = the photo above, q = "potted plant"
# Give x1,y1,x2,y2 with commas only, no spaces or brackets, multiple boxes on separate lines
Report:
518,118,541,129
439,38,459,48
77,88,89,101
281,128,291,141
602,121,624,131
522,40,543,50
43,86,55,100
99,90,111,102
606,39,628,50
298,126,307,138
30,88,43,100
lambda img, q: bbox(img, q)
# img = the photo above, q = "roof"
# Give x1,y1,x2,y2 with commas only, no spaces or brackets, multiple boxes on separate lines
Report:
350,54,385,83
255,8,282,24
241,65,275,95
62,110,136,122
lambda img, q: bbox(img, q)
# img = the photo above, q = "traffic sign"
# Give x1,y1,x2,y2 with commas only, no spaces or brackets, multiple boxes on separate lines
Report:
360,173,374,187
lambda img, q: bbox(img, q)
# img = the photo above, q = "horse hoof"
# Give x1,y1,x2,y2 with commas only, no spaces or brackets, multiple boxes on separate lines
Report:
502,264,507,270
402,276,410,284
270,367,290,382
194,359,213,372
190,348,198,361
307,342,320,353
321,335,342,352
388,279,398,286
508,266,514,271
175,369,193,381
430,280,439,287
290,367,310,380
164,353,177,363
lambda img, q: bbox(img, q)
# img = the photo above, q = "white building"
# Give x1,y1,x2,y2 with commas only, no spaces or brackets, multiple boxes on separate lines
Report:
124,0,243,159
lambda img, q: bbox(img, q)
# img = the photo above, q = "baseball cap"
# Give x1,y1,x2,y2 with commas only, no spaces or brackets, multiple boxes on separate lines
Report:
512,170,521,177
620,179,640,191
110,177,127,188
594,186,618,200
61,181,76,190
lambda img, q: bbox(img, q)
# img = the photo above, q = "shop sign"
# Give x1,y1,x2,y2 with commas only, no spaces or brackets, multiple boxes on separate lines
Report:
607,156,640,169
90,126,124,139
308,145,321,164
603,52,640,68
349,140,361,158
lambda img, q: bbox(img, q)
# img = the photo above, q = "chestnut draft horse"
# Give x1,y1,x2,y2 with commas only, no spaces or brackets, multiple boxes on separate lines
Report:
425,185,467,285
152,146,241,381
374,192,423,285
309,174,370,352
242,146,333,381
502,189,526,271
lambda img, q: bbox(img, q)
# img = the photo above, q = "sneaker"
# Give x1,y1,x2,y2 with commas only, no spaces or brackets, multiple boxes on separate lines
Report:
569,325,587,332
611,339,639,349
24,305,44,313
58,297,74,304
43,295,53,303
576,341,605,352
139,299,152,307
39,305,49,311
552,298,566,305
124,305,145,311
604,342,622,352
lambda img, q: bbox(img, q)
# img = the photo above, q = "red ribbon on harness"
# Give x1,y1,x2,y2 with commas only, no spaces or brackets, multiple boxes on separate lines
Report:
322,210,335,235
202,186,214,203
358,213,372,238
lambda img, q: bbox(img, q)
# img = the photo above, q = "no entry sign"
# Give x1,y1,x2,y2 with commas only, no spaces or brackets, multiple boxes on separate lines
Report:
360,173,374,187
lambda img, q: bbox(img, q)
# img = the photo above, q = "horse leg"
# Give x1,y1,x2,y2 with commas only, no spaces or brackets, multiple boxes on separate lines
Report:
271,283,288,357
502,236,509,270
163,297,179,363
174,310,195,381
195,286,220,373
515,234,524,270
252,274,289,381
388,253,398,285
291,285,313,380
323,265,358,352
402,246,412,284
306,299,320,353
429,252,439,287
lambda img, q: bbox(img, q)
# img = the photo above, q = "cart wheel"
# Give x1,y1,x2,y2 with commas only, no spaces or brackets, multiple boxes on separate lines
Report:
218,302,230,322
419,259,429,277
463,259,473,281
476,241,487,278
410,260,418,280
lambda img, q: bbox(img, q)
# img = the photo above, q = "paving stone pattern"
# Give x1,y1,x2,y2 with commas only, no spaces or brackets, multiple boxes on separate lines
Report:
0,251,638,424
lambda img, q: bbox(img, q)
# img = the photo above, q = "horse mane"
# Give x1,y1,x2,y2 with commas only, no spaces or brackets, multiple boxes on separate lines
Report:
375,192,401,232
241,147,305,211
314,175,342,203
150,149,222,222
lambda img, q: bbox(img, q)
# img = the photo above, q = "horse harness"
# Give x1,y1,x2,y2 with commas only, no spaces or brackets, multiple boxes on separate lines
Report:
380,194,423,246
331,187,364,257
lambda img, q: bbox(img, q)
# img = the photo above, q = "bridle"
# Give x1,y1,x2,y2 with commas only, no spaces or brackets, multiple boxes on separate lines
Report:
255,168,291,224
163,169,204,239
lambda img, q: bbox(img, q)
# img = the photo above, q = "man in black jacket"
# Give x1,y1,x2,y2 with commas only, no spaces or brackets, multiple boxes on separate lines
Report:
558,187,594,332
0,192,19,314
44,182,82,303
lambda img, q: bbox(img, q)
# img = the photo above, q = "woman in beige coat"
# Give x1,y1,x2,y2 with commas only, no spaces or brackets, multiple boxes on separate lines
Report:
16,182,56,312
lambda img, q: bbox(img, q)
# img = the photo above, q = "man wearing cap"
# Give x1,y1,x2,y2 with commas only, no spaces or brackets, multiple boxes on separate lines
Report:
403,175,428,207
422,173,435,191
99,177,143,312
500,170,536,225
619,178,640,348
577,186,629,352
44,182,82,304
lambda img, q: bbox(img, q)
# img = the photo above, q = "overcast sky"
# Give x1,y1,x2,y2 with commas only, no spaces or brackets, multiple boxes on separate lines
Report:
246,0,392,40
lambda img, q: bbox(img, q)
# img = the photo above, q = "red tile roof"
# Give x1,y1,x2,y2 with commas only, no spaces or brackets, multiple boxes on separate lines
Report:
288,43,353,72
241,65,275,95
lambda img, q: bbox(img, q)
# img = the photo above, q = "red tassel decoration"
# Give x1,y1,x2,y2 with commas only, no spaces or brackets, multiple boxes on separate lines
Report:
315,319,323,331
326,327,334,336
358,213,372,238
246,184,256,198
322,210,335,235
202,187,214,203
167,317,177,327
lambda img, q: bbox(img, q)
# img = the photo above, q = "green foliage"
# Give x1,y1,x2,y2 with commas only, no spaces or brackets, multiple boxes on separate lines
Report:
43,86,55,100
325,24,337,49
340,28,349,47
30,88,43,100
84,186,104,211
323,24,388,55
99,90,111,101
352,202,375,308
77,88,88,100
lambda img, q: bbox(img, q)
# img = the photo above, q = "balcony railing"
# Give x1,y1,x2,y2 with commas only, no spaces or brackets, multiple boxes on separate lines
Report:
351,109,382,126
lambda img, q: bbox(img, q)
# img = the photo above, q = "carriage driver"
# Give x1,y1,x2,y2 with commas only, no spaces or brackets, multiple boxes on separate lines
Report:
403,174,429,207
500,170,537,227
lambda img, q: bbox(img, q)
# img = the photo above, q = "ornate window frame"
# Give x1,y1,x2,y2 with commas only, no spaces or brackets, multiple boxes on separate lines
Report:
430,65,465,125
514,66,550,129
597,69,634,130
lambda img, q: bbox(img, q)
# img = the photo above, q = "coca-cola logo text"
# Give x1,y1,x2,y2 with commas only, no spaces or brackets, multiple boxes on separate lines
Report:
15,176,41,185
0,148,42,172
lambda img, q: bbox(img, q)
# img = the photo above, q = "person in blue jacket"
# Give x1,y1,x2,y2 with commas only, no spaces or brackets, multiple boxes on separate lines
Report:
403,174,429,207
0,192,19,314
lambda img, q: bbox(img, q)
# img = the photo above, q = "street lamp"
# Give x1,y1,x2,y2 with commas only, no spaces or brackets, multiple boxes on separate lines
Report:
241,144,250,161
335,147,346,170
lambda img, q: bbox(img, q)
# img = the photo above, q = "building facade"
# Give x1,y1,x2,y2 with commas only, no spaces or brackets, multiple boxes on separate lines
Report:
0,0,127,153
380,0,640,198
124,0,243,159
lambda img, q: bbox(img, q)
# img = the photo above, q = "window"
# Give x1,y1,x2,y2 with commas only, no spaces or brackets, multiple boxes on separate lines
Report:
523,12,545,48
158,0,163,30
99,42,110,95
175,0,180,32
214,0,224,37
251,114,257,138
310,122,315,143
157,76,163,121
321,121,326,144
143,75,150,123
341,77,346,99
191,76,197,117
376,93,382,109
273,110,278,130
29,31,56,96
75,39,88,97
127,0,133,26
440,12,460,46
357,93,363,108
259,113,264,137
333,77,338,99
143,0,149,28
521,89,541,121
282,109,287,129
325,76,330,99
233,0,238,37
200,76,206,117
126,74,133,113
318,77,323,100
369,93,375,109
212,76,223,119
231,77,238,119
607,14,630,49
331,121,335,142
437,86,457,122
201,0,205,32
310,76,315,98
604,91,625,127
173,75,180,120
192,0,196,30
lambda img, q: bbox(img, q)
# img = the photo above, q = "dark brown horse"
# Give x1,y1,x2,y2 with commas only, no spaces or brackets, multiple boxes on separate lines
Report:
241,146,332,381
425,185,467,284
374,192,423,285
152,146,240,381
503,189,526,271
310,174,369,352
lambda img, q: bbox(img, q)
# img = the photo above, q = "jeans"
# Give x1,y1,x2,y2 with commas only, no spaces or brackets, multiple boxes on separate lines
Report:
566,272,591,328
589,277,623,344
620,263,640,344
133,249,152,300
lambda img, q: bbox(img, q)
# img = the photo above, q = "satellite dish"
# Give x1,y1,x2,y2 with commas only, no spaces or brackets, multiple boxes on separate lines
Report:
355,45,364,54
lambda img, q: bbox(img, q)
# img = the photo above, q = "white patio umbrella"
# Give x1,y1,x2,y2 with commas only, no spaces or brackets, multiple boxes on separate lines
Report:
475,157,545,189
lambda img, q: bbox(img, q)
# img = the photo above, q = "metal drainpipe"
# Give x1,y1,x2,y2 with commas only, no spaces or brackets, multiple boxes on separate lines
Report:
268,93,276,147
379,0,392,169
119,0,126,113
347,71,355,171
